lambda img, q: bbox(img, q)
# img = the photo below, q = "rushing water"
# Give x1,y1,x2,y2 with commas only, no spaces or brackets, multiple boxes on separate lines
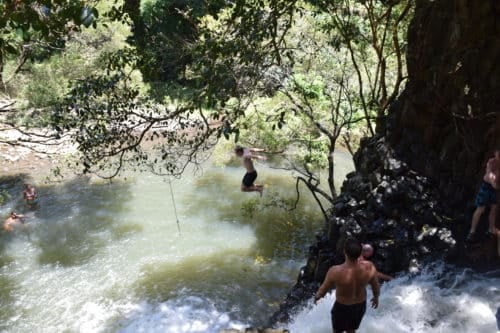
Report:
1,151,499,333
0,152,354,332
289,263,500,333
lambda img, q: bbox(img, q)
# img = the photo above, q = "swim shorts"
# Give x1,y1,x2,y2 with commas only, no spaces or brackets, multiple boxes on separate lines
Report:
474,181,497,207
242,171,257,187
26,198,38,206
331,300,367,331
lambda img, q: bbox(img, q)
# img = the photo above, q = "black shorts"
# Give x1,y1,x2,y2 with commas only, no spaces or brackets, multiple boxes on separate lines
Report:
475,181,497,207
331,300,366,331
242,171,257,187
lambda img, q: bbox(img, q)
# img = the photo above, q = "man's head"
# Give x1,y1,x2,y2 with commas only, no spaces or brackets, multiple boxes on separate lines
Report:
362,243,374,259
234,145,244,157
344,237,362,261
10,211,17,218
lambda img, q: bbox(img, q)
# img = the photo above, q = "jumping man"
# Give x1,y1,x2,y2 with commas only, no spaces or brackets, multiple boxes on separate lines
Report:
234,145,266,196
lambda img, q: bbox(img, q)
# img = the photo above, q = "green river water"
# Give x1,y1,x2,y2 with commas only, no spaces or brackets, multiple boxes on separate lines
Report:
0,152,354,332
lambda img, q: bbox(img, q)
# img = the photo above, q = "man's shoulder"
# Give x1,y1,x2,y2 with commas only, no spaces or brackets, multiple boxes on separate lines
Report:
359,259,375,267
327,264,343,275
358,260,377,274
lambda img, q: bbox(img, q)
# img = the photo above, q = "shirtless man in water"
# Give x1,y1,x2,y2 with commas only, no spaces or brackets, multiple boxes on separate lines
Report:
234,145,266,196
3,211,25,232
315,237,380,333
23,183,38,208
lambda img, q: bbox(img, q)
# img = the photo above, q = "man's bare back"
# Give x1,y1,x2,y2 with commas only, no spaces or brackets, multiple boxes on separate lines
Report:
315,238,380,333
317,258,379,305
484,156,500,189
335,261,377,304
242,149,256,173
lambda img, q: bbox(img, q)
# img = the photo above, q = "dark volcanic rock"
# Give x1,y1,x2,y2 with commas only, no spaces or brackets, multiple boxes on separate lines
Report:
270,135,497,327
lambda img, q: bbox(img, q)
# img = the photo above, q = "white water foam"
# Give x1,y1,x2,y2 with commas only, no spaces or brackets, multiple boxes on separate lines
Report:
116,296,248,333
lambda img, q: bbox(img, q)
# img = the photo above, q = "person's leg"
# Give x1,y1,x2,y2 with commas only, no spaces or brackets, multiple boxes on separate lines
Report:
241,171,262,195
469,206,485,234
242,185,259,192
488,204,497,234
241,172,256,192
251,171,263,195
497,231,500,257
242,185,263,196
332,301,365,333
254,184,263,196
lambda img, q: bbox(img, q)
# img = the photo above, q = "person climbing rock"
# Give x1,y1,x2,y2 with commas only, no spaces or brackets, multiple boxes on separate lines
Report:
467,149,500,243
234,145,266,196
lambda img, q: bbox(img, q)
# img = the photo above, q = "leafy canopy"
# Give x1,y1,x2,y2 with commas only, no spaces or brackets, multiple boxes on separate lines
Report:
0,0,100,89
49,0,413,186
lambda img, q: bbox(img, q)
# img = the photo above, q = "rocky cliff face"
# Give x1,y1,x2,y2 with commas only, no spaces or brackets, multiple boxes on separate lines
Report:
269,0,500,327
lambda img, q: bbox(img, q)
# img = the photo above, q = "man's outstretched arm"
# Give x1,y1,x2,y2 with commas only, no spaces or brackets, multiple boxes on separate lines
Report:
377,271,393,281
315,269,336,303
369,269,380,309
249,147,266,152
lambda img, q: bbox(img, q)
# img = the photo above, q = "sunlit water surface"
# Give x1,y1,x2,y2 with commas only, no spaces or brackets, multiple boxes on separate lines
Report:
0,154,352,332
0,153,498,333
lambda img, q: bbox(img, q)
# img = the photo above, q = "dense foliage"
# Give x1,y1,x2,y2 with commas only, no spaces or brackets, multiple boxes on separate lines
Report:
0,0,414,214
125,0,226,84
0,0,99,90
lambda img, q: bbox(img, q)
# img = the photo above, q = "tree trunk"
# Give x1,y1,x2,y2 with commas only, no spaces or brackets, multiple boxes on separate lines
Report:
0,51,5,91
123,0,145,48
387,0,500,208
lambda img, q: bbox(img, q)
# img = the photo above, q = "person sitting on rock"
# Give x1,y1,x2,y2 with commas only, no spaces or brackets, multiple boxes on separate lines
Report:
467,149,500,242
360,243,393,281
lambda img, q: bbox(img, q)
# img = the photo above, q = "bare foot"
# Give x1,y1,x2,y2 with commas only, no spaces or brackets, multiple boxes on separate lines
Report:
256,185,264,197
